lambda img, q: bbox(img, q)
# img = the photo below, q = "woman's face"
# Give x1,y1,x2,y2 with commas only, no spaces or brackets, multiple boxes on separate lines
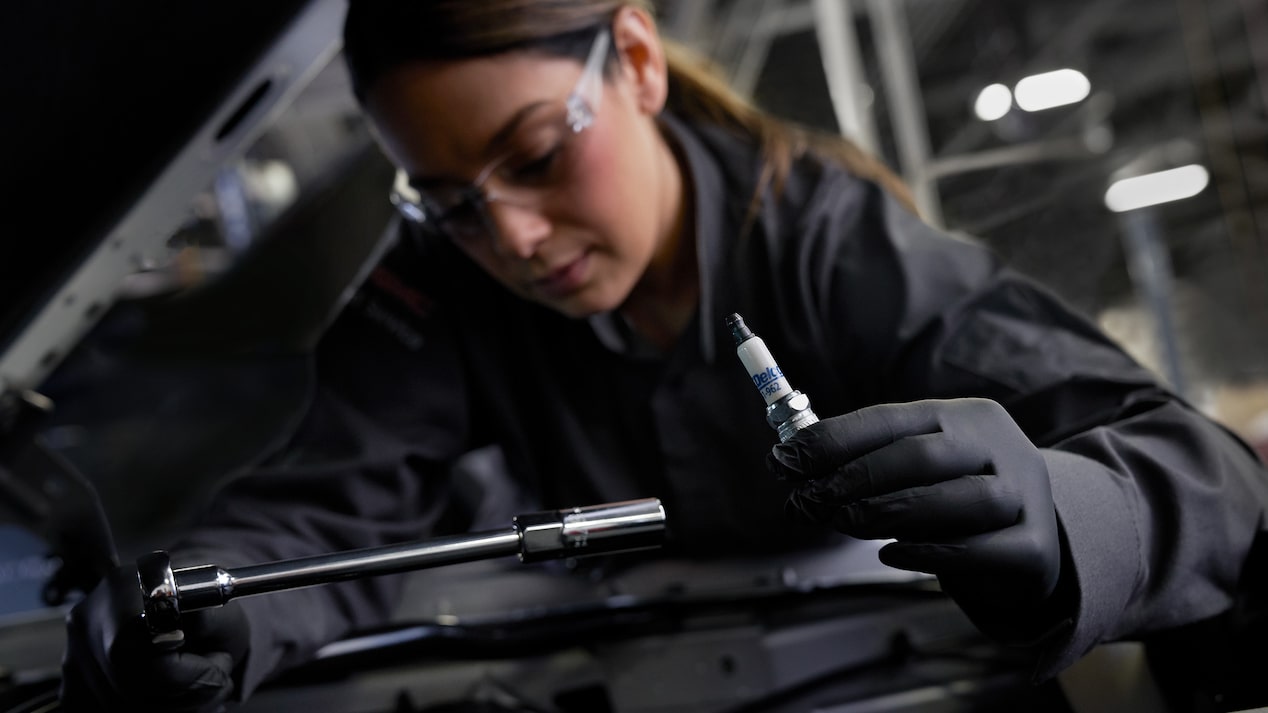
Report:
363,17,679,319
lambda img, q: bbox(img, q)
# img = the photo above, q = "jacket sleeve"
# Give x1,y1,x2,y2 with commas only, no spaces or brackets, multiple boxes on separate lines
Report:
170,235,475,696
795,171,1268,679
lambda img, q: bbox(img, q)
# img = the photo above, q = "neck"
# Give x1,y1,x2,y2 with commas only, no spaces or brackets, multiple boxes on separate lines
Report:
620,126,698,353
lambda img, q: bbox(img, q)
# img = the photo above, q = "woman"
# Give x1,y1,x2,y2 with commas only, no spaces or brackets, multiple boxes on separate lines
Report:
61,1,1268,710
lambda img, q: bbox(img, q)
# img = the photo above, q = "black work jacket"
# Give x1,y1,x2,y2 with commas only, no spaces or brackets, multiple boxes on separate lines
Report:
178,112,1268,695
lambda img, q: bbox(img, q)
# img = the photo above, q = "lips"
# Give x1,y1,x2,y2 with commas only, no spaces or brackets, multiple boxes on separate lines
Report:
533,251,591,298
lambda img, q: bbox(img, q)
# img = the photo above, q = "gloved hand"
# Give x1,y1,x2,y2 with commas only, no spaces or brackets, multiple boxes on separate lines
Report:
61,564,250,712
769,398,1066,642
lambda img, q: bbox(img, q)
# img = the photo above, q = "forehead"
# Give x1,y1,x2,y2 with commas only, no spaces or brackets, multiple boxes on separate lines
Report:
364,52,583,174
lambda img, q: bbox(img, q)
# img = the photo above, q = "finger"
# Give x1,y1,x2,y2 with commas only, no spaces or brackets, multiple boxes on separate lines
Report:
876,541,967,574
134,670,234,712
108,616,217,695
156,652,238,709
769,400,946,480
180,607,248,660
825,475,1023,540
107,625,173,694
878,526,1043,579
110,651,236,709
807,433,991,501
785,486,842,527
158,650,237,692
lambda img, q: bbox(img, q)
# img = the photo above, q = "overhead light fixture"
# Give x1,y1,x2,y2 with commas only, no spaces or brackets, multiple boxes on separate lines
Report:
1104,164,1210,212
974,83,1013,121
1014,69,1091,112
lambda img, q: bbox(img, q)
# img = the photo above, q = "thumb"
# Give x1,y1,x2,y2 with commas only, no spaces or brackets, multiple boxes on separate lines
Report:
180,606,250,661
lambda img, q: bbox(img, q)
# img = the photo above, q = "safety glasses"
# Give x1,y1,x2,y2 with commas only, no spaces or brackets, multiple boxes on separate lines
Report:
390,26,611,245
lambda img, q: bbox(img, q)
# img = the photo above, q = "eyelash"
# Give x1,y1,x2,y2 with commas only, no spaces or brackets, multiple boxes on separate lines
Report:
507,144,563,182
507,148,557,181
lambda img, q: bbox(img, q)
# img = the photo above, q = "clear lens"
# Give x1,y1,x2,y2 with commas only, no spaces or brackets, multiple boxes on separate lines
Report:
390,170,486,241
387,27,609,246
432,189,491,243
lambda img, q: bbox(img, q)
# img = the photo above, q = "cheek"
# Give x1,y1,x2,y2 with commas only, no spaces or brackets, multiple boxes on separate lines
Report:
565,122,658,253
567,131,620,217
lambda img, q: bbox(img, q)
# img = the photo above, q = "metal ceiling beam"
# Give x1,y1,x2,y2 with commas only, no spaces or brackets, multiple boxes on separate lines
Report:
812,0,879,155
868,0,943,226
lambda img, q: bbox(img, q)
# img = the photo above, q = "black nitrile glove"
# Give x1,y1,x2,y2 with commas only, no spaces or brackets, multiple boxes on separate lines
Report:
769,398,1067,642
61,564,250,712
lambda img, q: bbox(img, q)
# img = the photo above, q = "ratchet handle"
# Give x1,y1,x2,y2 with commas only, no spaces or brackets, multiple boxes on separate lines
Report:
139,498,666,635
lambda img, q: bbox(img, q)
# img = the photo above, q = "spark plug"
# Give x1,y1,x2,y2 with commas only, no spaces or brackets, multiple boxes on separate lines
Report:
726,313,819,442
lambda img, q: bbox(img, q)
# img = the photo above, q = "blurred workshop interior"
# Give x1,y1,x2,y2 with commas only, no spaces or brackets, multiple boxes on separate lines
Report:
1,0,1266,710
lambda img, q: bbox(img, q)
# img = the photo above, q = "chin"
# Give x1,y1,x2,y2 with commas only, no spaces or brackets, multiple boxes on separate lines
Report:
546,297,610,320
541,283,630,320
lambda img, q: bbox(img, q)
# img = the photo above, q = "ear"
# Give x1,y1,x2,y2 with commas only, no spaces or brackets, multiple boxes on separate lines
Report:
611,5,668,115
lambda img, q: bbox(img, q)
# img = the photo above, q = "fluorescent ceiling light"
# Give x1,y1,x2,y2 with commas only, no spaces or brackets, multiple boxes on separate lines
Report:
974,83,1012,121
1104,164,1210,212
1014,69,1091,112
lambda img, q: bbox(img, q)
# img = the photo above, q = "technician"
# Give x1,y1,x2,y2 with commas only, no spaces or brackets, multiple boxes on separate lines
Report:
60,1,1268,710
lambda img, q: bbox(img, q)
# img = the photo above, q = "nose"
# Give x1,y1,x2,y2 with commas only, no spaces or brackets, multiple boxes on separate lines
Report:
486,199,551,259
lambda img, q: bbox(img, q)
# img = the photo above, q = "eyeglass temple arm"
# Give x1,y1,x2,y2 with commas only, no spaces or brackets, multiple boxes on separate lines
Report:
567,28,610,132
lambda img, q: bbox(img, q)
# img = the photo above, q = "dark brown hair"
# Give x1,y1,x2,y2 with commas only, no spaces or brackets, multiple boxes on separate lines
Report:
342,0,916,216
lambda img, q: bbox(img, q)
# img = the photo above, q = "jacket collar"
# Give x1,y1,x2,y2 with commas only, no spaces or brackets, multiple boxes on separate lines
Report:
656,111,757,366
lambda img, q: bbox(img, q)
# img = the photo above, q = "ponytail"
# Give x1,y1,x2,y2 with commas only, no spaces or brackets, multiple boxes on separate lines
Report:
661,38,918,217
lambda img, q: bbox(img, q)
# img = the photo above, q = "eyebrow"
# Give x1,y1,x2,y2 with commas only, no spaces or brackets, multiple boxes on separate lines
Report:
409,100,552,189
